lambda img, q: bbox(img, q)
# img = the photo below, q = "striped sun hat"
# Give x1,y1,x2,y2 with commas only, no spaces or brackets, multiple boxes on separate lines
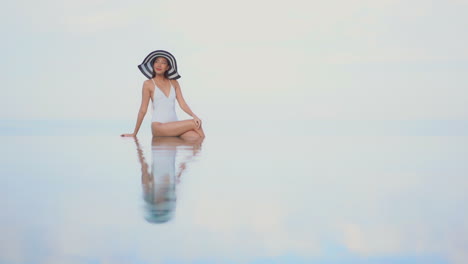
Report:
137,50,181,79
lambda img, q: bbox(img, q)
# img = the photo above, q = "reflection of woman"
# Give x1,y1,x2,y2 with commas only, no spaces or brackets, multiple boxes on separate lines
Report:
121,50,205,140
134,136,203,224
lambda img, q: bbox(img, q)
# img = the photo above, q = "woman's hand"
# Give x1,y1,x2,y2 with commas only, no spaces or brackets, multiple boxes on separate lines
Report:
121,133,136,137
193,116,202,129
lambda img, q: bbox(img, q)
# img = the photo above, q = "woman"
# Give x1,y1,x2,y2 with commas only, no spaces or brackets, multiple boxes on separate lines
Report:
121,50,205,140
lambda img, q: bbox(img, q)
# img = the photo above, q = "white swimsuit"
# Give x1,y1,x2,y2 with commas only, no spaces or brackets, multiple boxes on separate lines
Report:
151,79,178,123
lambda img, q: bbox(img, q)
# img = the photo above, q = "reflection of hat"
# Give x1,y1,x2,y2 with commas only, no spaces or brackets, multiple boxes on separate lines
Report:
143,186,176,224
143,200,175,224
137,50,181,80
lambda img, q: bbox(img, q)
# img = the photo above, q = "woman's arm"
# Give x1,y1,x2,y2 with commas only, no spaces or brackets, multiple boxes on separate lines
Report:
173,80,197,117
121,82,151,137
172,80,202,128
134,137,152,185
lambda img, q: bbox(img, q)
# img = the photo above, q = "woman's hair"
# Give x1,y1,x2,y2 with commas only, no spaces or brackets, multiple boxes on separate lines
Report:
152,57,172,79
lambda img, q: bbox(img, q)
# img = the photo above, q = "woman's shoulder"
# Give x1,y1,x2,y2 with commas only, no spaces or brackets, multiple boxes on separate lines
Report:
169,79,180,89
142,79,154,89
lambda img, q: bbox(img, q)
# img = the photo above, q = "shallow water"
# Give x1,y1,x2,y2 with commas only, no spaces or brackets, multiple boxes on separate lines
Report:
1,120,467,264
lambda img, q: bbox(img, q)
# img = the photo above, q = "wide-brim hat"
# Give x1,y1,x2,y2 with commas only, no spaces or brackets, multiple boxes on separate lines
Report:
138,50,181,79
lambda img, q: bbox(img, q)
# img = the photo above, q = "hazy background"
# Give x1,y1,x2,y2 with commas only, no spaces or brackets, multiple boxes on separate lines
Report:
1,0,467,124
2,1,468,263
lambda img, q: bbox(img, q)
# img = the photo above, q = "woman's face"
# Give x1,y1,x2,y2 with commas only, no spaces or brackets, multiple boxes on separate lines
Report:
153,57,170,75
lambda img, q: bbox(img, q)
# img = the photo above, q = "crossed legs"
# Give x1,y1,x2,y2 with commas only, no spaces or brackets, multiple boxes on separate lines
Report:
152,119,205,140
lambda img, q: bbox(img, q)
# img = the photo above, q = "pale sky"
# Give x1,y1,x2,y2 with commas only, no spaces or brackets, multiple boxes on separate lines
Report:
1,0,468,121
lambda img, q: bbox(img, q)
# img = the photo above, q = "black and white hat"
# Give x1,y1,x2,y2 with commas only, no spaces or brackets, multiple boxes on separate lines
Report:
137,50,181,79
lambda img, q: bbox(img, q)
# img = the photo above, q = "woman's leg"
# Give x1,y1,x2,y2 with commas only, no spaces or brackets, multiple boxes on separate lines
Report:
180,126,205,141
152,120,197,137
195,126,205,138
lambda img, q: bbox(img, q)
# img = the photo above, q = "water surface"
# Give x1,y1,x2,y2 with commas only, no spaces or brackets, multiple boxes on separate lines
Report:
1,120,467,264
